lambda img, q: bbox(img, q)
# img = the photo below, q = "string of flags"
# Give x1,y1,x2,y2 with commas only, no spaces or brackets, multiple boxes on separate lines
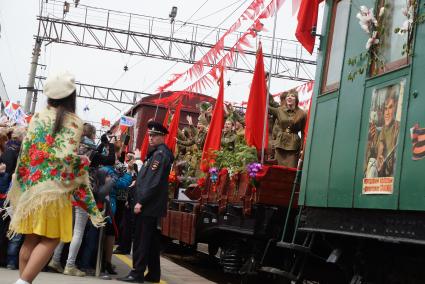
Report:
1,101,31,126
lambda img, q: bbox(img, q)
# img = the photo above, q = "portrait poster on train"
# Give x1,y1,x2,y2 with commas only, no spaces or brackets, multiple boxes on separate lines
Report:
363,79,405,194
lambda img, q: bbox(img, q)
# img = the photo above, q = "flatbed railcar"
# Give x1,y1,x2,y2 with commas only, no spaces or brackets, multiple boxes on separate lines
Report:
161,165,300,275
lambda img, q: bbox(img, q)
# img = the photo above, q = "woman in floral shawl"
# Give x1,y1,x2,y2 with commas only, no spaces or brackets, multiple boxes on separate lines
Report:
5,71,104,284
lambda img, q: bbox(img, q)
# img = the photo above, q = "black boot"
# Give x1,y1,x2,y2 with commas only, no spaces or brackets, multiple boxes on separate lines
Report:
106,261,118,275
102,261,118,275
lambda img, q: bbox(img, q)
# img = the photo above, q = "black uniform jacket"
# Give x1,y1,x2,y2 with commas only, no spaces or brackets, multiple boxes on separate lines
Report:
136,143,174,217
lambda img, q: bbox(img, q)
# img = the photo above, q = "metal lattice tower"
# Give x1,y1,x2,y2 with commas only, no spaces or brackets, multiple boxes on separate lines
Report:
34,76,152,105
37,1,316,82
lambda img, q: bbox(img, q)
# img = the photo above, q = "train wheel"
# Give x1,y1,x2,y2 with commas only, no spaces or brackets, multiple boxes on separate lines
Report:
160,236,173,252
208,243,219,258
179,241,197,254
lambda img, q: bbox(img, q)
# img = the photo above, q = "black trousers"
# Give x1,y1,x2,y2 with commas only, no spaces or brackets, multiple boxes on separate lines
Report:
0,211,10,266
117,205,134,252
131,215,160,280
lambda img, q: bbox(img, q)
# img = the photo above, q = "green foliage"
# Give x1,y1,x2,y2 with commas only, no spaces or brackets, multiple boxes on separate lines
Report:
214,143,258,174
347,52,369,82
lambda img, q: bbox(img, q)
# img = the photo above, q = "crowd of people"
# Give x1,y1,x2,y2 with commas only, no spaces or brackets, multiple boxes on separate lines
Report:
0,71,173,284
0,126,27,270
0,69,307,284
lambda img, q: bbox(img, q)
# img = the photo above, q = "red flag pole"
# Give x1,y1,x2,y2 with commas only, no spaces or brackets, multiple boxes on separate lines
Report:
261,0,279,164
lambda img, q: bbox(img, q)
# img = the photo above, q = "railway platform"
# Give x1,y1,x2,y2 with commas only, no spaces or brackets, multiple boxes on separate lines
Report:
0,254,214,284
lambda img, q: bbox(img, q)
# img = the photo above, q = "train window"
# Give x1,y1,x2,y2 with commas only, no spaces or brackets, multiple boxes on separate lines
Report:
373,0,408,74
321,0,350,94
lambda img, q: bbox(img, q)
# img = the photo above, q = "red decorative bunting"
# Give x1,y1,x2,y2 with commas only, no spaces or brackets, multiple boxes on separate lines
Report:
157,0,267,92
161,0,284,97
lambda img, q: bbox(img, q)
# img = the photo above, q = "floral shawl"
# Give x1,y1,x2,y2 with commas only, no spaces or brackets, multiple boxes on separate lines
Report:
6,107,104,235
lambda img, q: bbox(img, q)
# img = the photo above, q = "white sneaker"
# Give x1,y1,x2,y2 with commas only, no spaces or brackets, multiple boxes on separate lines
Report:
63,265,86,277
48,259,64,273
15,279,30,284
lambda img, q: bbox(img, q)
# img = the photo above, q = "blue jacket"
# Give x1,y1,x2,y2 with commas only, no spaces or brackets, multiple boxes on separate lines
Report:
100,165,132,215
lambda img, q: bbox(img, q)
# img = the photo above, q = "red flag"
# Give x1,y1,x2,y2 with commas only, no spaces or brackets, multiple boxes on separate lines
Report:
101,118,111,127
200,69,225,172
140,110,170,161
245,43,268,151
165,101,183,153
119,125,128,134
162,109,171,128
139,133,149,161
295,0,323,54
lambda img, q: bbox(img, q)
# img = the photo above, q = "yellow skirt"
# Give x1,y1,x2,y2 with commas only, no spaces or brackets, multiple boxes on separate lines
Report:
13,196,73,243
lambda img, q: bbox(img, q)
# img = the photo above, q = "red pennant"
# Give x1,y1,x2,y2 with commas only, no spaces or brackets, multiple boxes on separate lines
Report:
156,0,267,92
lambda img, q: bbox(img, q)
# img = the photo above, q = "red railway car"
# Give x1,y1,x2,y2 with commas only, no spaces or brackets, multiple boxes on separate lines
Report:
110,91,215,152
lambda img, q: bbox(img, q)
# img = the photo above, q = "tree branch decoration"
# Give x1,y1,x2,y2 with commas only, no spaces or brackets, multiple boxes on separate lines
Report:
348,1,425,82
394,0,425,56
347,5,387,81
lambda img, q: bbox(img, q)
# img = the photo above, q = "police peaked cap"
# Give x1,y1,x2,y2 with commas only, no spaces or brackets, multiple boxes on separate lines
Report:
147,121,169,135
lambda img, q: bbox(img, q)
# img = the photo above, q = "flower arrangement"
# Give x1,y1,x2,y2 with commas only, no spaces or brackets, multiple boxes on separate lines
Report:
167,170,179,199
246,162,263,188
247,162,262,178
209,167,219,183
348,1,425,81
347,5,387,81
213,143,258,177
168,171,177,184
394,0,425,56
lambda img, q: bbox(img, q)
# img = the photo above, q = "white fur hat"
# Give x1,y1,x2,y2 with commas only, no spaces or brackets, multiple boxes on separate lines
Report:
44,70,76,100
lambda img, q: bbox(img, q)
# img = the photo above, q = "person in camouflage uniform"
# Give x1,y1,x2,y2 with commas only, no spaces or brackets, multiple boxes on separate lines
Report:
176,116,208,177
235,117,246,146
177,115,208,151
221,119,237,151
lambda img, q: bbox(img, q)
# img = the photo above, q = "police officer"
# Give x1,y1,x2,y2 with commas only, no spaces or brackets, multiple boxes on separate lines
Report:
118,121,174,283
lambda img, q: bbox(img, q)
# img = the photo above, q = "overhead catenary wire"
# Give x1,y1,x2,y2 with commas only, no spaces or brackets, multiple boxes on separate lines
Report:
110,0,251,124
138,0,250,94
192,0,245,22
109,0,212,89
108,0,236,123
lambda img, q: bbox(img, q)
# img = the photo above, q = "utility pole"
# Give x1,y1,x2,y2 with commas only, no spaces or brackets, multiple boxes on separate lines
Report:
30,90,38,114
24,38,42,113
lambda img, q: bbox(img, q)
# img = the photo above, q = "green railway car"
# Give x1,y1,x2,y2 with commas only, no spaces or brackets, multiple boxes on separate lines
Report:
257,0,425,283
